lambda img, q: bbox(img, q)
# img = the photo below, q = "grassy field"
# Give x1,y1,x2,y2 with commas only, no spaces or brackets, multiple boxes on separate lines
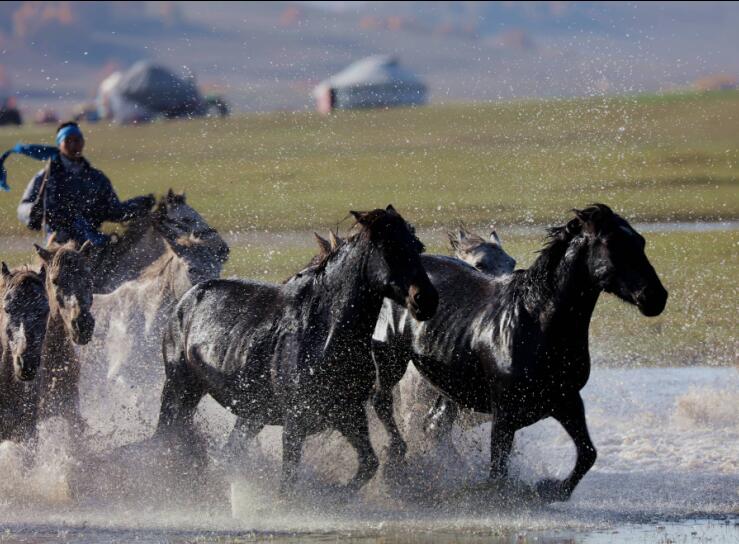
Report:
0,92,736,366
0,91,737,234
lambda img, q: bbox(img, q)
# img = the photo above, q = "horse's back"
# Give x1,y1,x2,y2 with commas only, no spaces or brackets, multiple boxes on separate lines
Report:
172,278,285,376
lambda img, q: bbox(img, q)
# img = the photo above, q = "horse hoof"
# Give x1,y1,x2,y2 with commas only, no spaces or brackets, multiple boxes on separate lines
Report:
535,478,570,503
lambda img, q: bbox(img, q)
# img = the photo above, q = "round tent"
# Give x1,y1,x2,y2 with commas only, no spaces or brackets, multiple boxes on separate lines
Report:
313,55,427,113
97,61,206,124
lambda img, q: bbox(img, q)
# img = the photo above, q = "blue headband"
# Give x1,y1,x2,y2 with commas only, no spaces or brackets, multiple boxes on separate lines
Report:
55,125,83,146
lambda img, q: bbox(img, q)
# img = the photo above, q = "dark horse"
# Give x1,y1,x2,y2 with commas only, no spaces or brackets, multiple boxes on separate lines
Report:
0,264,49,442
372,204,667,501
156,206,438,492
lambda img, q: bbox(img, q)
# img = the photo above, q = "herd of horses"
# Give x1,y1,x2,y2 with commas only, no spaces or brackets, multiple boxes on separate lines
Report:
0,192,668,504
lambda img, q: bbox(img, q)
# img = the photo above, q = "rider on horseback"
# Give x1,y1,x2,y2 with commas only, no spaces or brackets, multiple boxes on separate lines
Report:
15,122,154,247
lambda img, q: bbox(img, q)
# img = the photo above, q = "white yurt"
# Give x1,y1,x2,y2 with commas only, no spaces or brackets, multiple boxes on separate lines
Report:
313,55,427,113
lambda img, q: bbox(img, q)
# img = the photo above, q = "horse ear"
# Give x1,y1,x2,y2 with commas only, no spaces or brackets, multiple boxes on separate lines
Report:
313,232,331,256
46,232,58,247
79,240,94,258
350,210,367,224
385,204,398,216
179,191,186,202
1,262,11,279
328,230,341,251
489,229,501,245
166,188,175,202
34,244,53,264
448,230,460,251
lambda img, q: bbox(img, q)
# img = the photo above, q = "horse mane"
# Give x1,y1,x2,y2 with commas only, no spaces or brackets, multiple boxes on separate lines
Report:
519,204,615,306
137,245,179,283
285,210,423,283
0,266,44,292
39,240,82,271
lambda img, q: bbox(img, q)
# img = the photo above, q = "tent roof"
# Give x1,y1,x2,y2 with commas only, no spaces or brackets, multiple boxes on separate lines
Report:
317,55,424,90
115,61,202,112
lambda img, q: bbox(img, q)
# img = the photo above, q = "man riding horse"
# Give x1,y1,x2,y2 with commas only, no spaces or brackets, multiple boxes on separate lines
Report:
10,122,154,247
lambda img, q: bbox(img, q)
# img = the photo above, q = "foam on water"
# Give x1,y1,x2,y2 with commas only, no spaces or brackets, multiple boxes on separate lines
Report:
0,366,735,538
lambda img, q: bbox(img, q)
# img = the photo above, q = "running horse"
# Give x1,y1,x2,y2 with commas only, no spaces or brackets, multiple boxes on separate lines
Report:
155,206,438,493
372,204,668,501
0,264,49,442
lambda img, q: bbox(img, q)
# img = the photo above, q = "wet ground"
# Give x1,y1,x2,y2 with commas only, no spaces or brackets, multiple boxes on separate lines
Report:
0,367,735,543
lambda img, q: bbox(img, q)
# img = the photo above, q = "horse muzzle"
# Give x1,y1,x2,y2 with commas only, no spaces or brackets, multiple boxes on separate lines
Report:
636,285,668,317
406,283,439,322
72,312,95,345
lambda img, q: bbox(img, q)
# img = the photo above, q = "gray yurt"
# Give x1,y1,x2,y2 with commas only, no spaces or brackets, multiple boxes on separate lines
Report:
97,61,206,124
313,55,427,113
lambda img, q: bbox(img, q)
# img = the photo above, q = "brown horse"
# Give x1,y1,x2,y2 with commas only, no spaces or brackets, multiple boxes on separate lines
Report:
0,264,49,443
34,241,96,434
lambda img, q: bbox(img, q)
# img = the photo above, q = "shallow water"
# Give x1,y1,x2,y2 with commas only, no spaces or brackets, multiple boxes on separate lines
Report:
0,367,736,542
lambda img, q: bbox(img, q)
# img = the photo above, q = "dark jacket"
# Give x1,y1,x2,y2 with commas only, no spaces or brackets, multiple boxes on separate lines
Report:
17,156,150,246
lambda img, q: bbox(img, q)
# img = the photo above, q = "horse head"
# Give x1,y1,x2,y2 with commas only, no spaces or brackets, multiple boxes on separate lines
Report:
448,223,516,276
154,190,229,285
1,263,49,381
567,204,668,317
34,241,96,344
350,205,438,321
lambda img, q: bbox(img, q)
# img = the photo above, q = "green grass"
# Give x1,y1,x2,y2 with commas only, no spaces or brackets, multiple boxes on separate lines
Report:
0,91,737,234
0,92,736,366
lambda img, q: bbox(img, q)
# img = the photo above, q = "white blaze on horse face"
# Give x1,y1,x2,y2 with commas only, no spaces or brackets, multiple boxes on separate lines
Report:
10,323,26,358
63,295,81,318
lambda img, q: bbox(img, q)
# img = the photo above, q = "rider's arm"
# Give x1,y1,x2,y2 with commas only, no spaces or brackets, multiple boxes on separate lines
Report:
17,169,46,230
98,172,153,222
70,215,108,247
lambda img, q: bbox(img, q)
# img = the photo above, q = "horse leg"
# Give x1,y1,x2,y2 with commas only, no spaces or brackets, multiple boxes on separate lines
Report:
155,355,205,442
224,416,265,460
279,415,307,496
371,341,408,466
423,394,459,438
537,392,596,502
336,403,379,491
489,413,515,482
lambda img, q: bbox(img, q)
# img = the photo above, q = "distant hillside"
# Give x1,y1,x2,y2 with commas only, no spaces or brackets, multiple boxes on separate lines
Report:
0,1,737,116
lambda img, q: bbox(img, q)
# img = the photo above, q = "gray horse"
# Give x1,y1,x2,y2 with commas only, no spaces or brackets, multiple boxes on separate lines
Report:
78,195,228,446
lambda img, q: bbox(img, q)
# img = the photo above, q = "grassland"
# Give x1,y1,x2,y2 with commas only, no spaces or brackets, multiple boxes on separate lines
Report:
0,92,736,366
0,91,737,234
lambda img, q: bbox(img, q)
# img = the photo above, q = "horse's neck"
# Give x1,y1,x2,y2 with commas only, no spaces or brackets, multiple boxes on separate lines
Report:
314,239,386,340
159,252,194,301
525,237,600,336
107,226,166,287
